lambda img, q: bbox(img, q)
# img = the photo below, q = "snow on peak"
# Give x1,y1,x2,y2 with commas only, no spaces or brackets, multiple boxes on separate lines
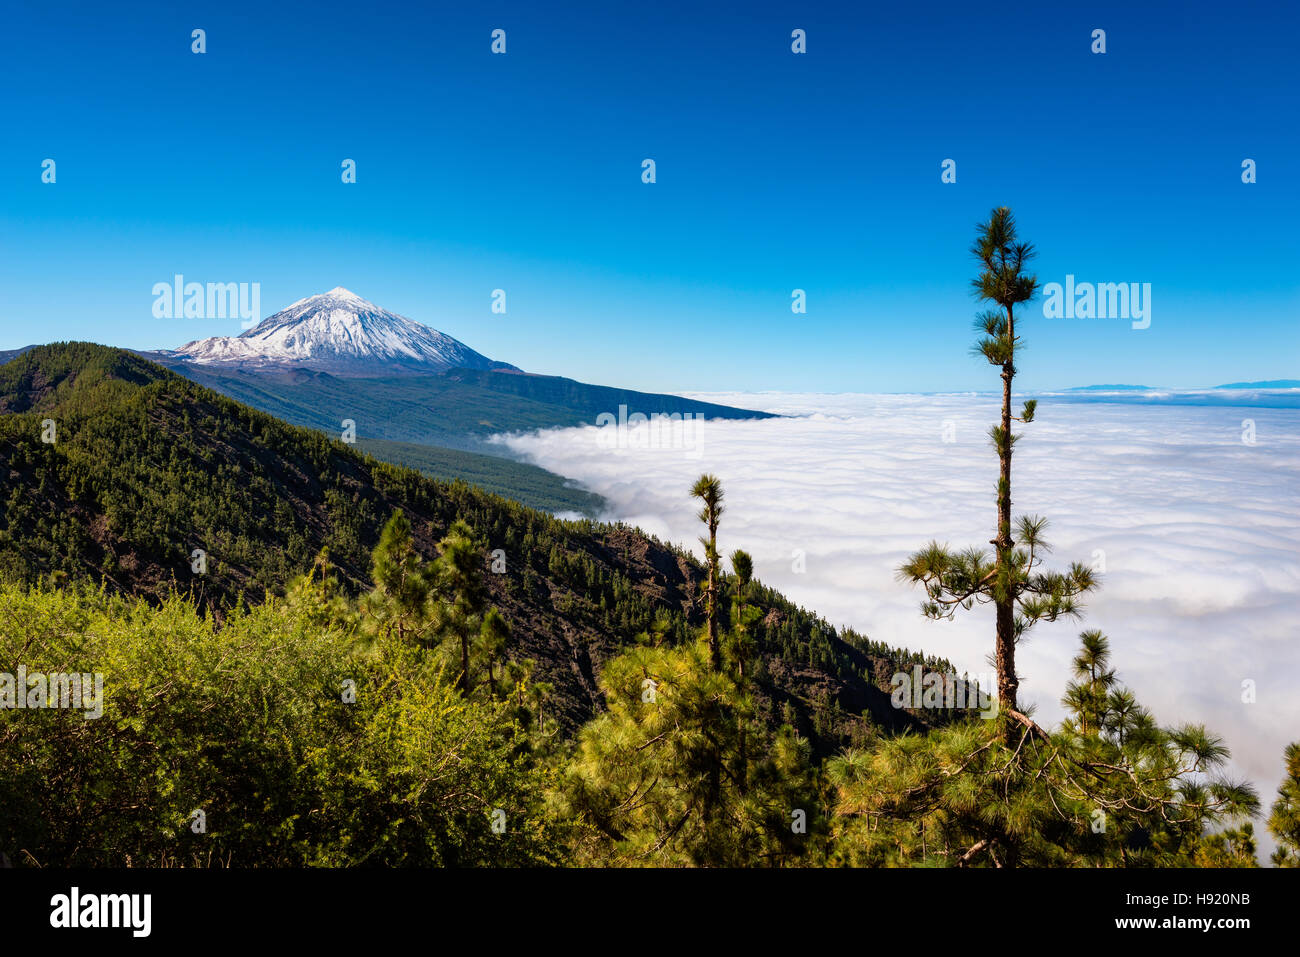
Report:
173,289,518,376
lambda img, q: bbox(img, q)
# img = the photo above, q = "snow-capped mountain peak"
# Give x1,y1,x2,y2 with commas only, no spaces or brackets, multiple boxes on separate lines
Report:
174,289,519,376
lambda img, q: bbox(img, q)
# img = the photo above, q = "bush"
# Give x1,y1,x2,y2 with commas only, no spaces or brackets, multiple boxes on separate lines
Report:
0,582,558,867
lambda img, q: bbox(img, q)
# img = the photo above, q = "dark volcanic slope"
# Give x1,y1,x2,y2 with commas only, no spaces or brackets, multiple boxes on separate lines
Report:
0,343,953,752
162,361,775,453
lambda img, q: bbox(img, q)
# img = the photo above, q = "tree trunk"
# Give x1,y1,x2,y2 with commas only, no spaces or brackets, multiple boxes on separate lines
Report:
460,630,471,694
736,592,745,681
995,303,1018,740
707,519,721,671
736,588,747,788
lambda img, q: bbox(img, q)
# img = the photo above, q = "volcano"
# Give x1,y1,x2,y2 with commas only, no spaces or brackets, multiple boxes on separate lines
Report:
172,287,519,377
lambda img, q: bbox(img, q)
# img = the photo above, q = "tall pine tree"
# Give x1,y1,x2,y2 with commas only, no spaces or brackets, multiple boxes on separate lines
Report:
899,207,1096,741
690,474,724,672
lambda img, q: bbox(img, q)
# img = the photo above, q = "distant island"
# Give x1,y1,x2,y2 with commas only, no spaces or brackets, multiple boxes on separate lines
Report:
1062,384,1152,392
1063,380,1299,392
1214,379,1300,389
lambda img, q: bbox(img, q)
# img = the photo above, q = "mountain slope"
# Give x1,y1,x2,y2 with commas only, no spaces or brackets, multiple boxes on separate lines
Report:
353,437,603,515
172,287,519,376
166,363,777,452
151,286,776,504
0,342,601,514
0,343,952,751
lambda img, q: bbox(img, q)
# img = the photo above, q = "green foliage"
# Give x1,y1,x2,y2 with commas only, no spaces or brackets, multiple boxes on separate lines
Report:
0,342,173,417
555,641,818,866
969,206,1039,318
1268,742,1300,866
429,519,490,693
554,480,828,867
1061,629,1116,736
479,608,511,696
690,474,724,671
354,437,605,516
0,581,558,866
362,513,512,703
283,549,356,632
1190,823,1259,868
727,548,758,679
899,525,1097,636
363,510,435,645
827,631,1259,867
730,549,753,591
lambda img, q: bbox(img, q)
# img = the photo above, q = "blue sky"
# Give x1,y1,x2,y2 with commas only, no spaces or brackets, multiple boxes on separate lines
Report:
2,0,1296,392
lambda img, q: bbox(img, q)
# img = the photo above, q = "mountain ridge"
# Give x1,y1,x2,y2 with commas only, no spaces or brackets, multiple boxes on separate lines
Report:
164,362,778,456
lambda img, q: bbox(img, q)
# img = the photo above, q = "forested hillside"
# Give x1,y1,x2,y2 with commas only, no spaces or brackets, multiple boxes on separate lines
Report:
167,358,775,452
0,343,947,746
351,437,604,516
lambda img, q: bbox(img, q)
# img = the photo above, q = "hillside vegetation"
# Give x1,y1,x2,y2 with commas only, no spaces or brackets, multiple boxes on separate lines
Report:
168,361,774,452
0,342,945,745
353,438,604,517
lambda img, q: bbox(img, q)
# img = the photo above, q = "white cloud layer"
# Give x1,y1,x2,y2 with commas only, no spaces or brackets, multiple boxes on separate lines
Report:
500,393,1300,856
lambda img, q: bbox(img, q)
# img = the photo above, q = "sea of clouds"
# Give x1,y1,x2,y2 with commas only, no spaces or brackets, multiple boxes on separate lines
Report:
498,392,1299,853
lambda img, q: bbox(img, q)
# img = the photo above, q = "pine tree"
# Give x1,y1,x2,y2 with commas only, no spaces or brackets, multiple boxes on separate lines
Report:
729,548,755,680
364,510,433,645
690,474,724,671
283,548,355,632
1192,822,1259,867
558,484,817,866
557,641,815,866
430,519,490,694
898,208,1097,741
828,630,1259,867
1268,742,1300,866
1061,629,1117,737
479,608,510,697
